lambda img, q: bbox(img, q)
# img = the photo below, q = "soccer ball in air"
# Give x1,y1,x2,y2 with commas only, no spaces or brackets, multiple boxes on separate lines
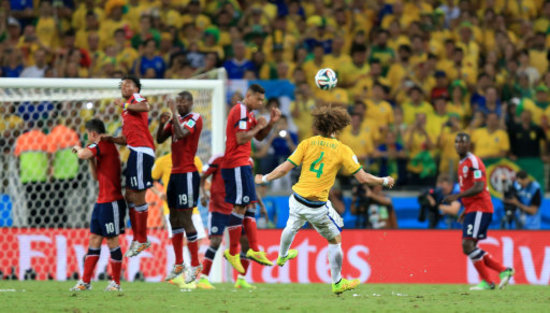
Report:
315,68,338,90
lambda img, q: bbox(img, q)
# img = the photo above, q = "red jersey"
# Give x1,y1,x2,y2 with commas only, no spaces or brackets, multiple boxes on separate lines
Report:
458,152,493,213
221,102,257,168
87,141,124,203
204,154,233,214
121,93,155,150
205,154,255,214
164,112,203,173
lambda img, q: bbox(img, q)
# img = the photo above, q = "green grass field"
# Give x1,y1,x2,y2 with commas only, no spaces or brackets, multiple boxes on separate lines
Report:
0,281,547,313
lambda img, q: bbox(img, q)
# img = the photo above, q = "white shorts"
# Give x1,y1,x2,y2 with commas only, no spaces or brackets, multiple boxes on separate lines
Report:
286,195,343,240
164,212,206,240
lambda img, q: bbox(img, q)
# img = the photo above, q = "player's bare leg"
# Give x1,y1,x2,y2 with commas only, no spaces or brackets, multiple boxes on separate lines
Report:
125,189,151,257
105,236,123,291
181,209,202,283
235,235,256,289
328,235,359,295
71,234,103,291
463,238,495,290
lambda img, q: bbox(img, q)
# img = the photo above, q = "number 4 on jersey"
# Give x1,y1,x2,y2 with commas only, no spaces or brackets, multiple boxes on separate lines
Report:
309,152,325,178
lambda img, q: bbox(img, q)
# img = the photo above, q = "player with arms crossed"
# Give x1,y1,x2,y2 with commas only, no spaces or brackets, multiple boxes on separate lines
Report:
255,104,395,294
71,119,126,291
157,91,204,283
197,155,263,289
222,84,280,273
444,133,514,290
102,75,156,257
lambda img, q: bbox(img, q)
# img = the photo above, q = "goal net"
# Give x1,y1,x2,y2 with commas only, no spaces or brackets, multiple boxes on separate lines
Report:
0,76,227,282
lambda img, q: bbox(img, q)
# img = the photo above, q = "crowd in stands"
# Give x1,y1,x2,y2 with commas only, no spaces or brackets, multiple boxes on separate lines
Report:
1,0,550,190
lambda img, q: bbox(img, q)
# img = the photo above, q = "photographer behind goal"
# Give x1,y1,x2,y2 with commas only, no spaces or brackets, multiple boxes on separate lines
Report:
418,173,461,229
502,170,543,230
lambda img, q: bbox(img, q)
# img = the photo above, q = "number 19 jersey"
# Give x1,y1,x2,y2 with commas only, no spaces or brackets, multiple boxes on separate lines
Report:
287,136,362,202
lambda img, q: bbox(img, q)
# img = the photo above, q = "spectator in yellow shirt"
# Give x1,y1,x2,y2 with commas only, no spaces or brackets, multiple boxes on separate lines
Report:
387,44,413,96
302,43,328,89
291,83,316,141
366,82,394,135
339,113,375,166
36,1,59,49
437,114,462,175
471,113,510,159
406,112,437,182
339,44,370,91
402,85,435,126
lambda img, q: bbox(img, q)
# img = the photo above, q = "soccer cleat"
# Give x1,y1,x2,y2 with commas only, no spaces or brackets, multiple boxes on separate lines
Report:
124,241,137,257
276,249,298,267
169,275,197,289
70,280,91,291
126,241,151,257
234,276,256,289
197,275,215,290
498,268,515,289
165,263,185,281
224,249,245,274
184,264,202,284
104,280,122,292
332,278,360,295
246,249,274,266
469,280,495,291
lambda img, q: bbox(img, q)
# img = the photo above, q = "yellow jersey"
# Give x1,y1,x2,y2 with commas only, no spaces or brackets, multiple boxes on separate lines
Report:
151,153,203,215
471,128,510,159
287,136,362,202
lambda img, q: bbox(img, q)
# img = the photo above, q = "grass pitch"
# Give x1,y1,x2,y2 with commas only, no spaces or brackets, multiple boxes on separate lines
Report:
0,281,547,313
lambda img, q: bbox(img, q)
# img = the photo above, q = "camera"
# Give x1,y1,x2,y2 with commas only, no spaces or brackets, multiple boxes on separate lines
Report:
501,178,522,229
417,188,444,228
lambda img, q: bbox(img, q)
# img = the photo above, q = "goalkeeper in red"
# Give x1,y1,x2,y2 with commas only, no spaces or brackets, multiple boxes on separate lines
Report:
444,133,514,290
71,119,125,291
222,84,280,272
102,75,155,257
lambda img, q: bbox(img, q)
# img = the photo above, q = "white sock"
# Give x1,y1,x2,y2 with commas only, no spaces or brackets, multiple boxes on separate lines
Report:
328,243,343,284
278,226,296,257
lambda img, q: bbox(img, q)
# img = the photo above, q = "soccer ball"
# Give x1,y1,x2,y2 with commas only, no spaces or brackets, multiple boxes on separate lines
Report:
315,68,338,90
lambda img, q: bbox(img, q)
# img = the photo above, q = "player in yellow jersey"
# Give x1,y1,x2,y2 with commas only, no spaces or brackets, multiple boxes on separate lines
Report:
150,152,206,288
255,104,395,295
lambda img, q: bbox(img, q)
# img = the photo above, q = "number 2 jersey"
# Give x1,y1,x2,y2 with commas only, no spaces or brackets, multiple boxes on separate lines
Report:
287,136,362,202
121,93,155,151
458,152,493,214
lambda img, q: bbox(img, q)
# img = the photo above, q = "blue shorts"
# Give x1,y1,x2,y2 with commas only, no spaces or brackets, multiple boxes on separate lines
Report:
221,166,257,205
126,149,154,191
462,212,492,240
91,199,126,237
207,211,246,237
167,172,200,209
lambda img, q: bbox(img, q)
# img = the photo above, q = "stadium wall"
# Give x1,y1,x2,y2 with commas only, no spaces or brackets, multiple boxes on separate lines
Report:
2,229,549,285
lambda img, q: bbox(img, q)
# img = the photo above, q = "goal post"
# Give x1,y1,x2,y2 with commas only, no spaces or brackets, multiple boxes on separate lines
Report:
0,75,228,282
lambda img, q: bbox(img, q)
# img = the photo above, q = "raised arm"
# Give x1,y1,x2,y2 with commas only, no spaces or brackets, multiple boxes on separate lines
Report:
353,168,395,188
255,107,281,141
254,160,296,184
236,117,268,144
156,112,172,144
126,99,150,112
168,99,191,140
99,134,127,145
72,145,97,180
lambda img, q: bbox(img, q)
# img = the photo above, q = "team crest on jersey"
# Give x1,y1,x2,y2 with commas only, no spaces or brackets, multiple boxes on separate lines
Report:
474,170,482,179
462,166,468,175
243,196,250,203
